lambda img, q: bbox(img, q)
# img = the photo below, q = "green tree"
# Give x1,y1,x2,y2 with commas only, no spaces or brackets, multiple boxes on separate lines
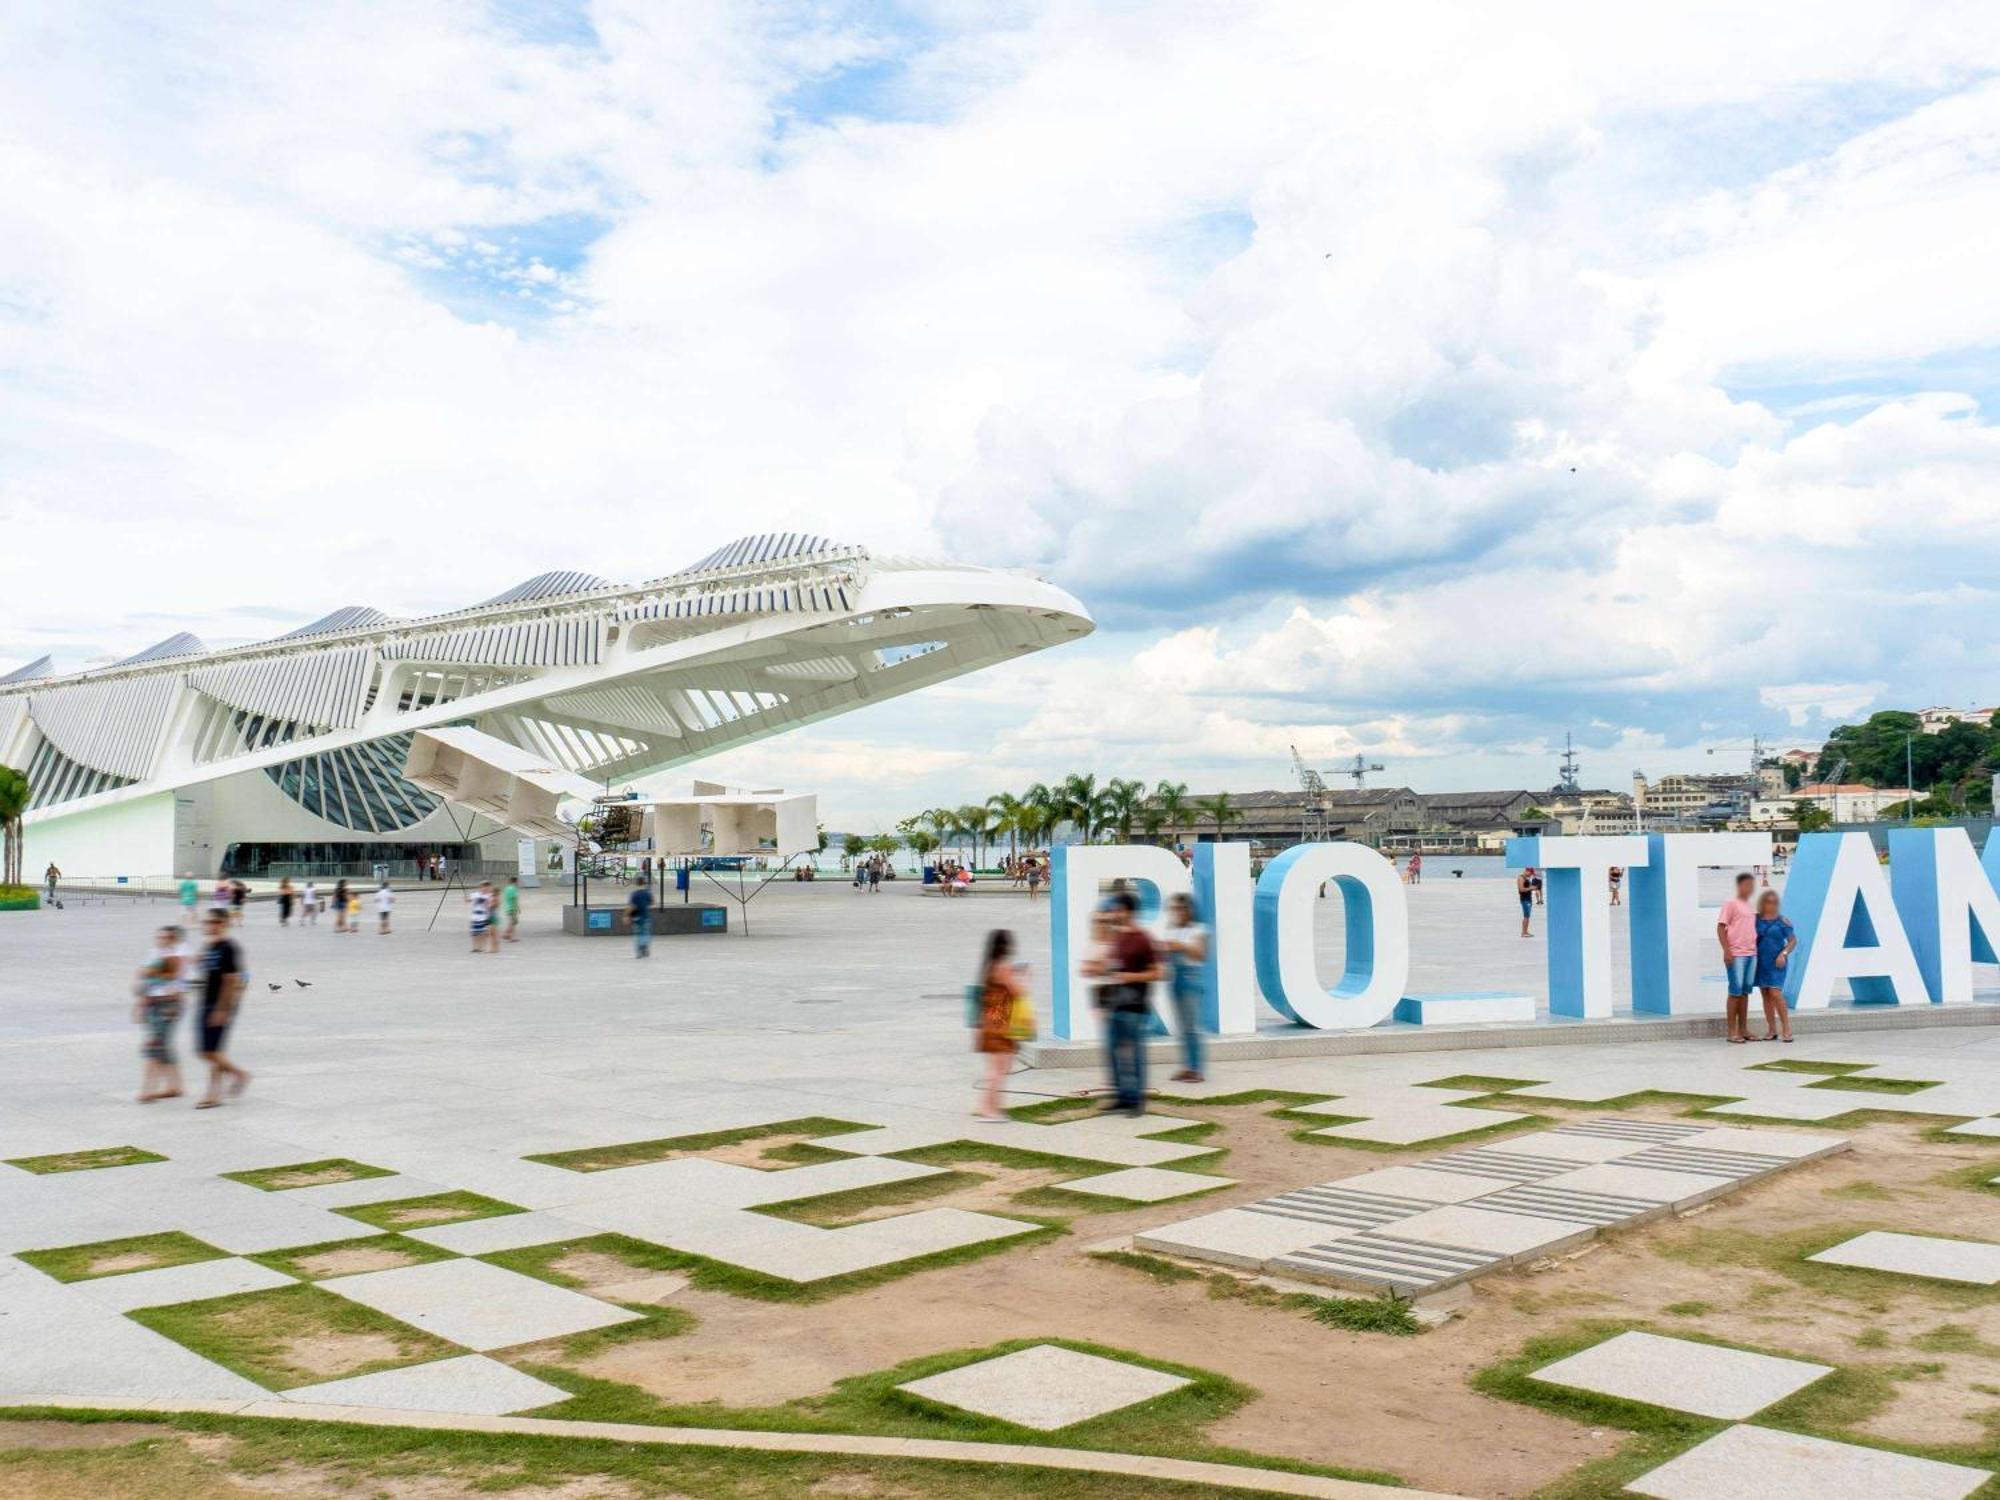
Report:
1059,773,1101,842
986,791,1027,864
904,829,941,871
0,764,27,889
1789,800,1833,833
840,831,867,865
1152,779,1190,843
1197,792,1243,839
1102,777,1147,842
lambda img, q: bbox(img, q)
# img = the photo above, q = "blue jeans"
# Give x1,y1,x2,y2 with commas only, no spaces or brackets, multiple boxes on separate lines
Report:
1104,1008,1148,1110
1724,955,1755,996
633,913,652,956
1170,984,1204,1075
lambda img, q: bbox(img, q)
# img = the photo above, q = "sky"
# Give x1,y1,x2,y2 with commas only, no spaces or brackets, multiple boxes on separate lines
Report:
4,2,2000,830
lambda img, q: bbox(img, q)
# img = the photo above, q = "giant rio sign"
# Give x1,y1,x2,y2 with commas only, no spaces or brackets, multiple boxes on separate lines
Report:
1048,828,2000,1040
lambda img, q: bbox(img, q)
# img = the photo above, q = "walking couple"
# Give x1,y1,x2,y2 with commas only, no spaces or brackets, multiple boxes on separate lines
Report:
1080,890,1210,1115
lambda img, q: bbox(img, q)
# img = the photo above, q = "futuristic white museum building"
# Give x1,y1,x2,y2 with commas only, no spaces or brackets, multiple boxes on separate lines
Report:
0,535,1093,877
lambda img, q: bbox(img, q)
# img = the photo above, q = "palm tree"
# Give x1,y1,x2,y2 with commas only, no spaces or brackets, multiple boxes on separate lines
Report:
1197,792,1243,840
1153,780,1190,845
905,828,941,872
1021,782,1060,849
0,764,26,889
1060,773,1100,842
987,791,1027,864
1103,777,1147,842
956,804,996,869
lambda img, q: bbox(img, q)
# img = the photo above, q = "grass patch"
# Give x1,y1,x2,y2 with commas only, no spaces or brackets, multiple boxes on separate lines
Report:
1003,1096,1103,1123
1141,1089,1330,1109
128,1284,456,1389
1931,1158,2000,1200
1091,1248,1206,1285
1661,1300,1713,1317
524,1117,874,1173
221,1158,392,1192
485,1222,1062,1305
1416,1074,1547,1092
3,1146,165,1175
1747,1058,1872,1075
753,1170,986,1225
248,1233,458,1281
1657,1223,1999,1309
1913,1323,2000,1358
1499,1088,1739,1115
1805,1074,1941,1095
17,1232,224,1283
335,1190,523,1230
1824,1180,1894,1201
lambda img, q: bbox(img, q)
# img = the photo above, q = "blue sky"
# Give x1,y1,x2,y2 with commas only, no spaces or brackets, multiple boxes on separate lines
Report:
4,3,2000,825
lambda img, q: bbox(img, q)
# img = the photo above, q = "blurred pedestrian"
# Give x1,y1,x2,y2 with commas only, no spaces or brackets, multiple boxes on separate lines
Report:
374,879,394,934
467,880,494,953
132,925,185,1102
501,875,520,942
331,879,350,934
194,911,249,1108
628,877,653,958
1084,891,1161,1116
301,880,320,926
972,928,1029,1119
177,872,199,921
276,877,295,927
1516,866,1536,938
1161,892,1209,1084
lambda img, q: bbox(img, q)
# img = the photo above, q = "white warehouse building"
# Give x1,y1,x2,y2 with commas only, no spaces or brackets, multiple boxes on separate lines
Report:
1,535,1092,878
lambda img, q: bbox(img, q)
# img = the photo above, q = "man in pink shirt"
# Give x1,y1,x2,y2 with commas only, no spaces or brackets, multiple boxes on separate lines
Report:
1718,871,1759,1044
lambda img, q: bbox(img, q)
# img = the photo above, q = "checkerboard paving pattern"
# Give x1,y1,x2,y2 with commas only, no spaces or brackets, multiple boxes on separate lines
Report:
1135,1118,1848,1296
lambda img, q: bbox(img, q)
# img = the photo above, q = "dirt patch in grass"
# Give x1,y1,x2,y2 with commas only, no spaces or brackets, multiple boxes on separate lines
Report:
0,1421,175,1450
526,1118,871,1175
762,1164,1076,1227
18,1232,223,1283
224,1159,390,1192
338,1191,523,1230
290,1244,426,1278
4,1146,164,1175
131,1285,455,1389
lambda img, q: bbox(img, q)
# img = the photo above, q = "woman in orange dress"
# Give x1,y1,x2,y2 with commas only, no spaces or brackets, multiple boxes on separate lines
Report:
974,929,1024,1120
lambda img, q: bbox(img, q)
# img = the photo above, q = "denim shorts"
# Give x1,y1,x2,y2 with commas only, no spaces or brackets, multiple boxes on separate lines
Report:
1724,955,1756,995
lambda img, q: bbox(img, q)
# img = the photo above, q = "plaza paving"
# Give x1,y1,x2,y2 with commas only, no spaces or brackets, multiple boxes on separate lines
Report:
3,878,2000,1496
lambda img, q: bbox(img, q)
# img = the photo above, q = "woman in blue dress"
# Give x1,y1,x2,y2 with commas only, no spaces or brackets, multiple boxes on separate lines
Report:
1753,889,1796,1042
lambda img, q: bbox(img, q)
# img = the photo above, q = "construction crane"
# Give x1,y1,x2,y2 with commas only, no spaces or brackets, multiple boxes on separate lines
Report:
1340,753,1386,789
1705,735,1769,809
1291,745,1331,841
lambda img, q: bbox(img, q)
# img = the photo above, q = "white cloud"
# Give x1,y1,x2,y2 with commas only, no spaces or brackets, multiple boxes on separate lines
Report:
4,3,2000,827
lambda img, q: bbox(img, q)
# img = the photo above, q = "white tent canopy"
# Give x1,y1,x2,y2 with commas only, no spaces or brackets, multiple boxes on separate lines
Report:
627,782,818,859
401,726,600,839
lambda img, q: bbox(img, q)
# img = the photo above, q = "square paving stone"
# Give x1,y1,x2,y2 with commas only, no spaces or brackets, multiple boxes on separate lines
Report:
1531,1331,1831,1419
1381,1204,1597,1260
1943,1117,2000,1140
1056,1168,1234,1202
1132,1208,1349,1269
71,1256,297,1313
1333,1166,1518,1203
1807,1230,2000,1286
319,1258,640,1350
1532,1163,1738,1207
281,1353,569,1415
1304,1109,1527,1146
896,1344,1189,1430
401,1212,593,1255
1626,1422,1991,1500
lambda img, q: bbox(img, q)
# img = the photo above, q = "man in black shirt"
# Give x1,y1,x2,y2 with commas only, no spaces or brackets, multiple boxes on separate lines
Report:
196,912,250,1107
